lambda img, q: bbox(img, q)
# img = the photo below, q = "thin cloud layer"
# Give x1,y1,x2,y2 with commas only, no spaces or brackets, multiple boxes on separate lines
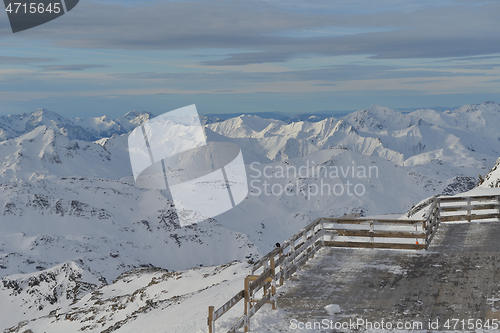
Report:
0,55,54,65
7,1,500,64
39,64,108,71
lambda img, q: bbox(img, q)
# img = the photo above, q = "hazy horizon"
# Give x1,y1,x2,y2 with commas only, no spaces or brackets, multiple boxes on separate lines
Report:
0,102,482,119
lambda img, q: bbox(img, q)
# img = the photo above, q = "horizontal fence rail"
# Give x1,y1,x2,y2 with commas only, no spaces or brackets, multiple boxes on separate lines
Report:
320,217,427,250
208,194,500,332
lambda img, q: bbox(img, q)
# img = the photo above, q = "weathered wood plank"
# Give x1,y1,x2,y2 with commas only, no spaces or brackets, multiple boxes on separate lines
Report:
248,293,271,317
332,229,426,238
227,315,246,333
439,195,498,202
322,218,424,224
439,203,499,212
426,228,437,248
249,269,272,294
440,213,500,222
248,275,272,283
208,306,214,333
324,241,426,250
214,290,245,321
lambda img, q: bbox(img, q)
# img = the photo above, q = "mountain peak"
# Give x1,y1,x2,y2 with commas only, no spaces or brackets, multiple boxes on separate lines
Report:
122,110,154,120
117,111,155,132
453,100,500,114
29,108,66,121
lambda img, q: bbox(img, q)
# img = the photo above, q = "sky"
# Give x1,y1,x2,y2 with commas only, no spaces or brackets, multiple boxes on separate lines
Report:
1,0,500,117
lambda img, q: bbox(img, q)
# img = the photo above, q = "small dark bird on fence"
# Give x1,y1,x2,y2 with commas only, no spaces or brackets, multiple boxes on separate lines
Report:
275,243,280,248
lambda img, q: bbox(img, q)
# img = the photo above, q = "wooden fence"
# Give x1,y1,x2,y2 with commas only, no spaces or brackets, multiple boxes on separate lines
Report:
320,217,427,250
207,194,500,332
438,195,500,222
208,217,426,332
208,217,325,333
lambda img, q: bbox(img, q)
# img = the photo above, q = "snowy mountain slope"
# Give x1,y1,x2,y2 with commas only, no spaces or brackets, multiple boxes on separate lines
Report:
0,176,258,328
407,146,500,219
204,127,272,164
0,261,104,330
482,157,500,188
6,262,249,333
0,126,132,182
0,178,257,282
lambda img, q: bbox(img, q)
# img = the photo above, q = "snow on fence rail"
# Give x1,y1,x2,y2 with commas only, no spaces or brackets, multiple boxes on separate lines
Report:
207,194,500,332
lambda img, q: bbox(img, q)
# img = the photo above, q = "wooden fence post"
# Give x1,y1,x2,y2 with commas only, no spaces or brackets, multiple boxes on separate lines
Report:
369,221,374,244
262,261,268,296
311,225,316,254
208,306,214,333
320,219,325,247
270,257,277,310
279,248,284,286
437,197,441,221
244,277,250,332
467,197,472,222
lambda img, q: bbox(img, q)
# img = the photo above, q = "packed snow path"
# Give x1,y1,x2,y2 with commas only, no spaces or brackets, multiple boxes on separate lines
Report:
276,222,500,329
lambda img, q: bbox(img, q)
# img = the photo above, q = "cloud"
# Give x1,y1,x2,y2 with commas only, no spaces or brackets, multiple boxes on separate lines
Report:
199,52,294,66
39,64,108,71
17,1,327,49
110,65,486,84
0,55,54,65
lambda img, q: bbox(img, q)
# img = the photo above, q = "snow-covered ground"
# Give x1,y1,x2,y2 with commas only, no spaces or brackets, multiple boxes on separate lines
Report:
1,102,500,331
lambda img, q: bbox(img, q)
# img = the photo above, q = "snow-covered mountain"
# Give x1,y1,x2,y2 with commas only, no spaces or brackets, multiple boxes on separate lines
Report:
0,109,155,142
207,102,500,169
4,262,249,333
1,102,500,332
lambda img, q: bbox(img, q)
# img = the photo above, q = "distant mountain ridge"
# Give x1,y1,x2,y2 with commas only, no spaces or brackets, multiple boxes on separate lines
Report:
206,101,500,168
1,102,499,183
0,109,155,142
